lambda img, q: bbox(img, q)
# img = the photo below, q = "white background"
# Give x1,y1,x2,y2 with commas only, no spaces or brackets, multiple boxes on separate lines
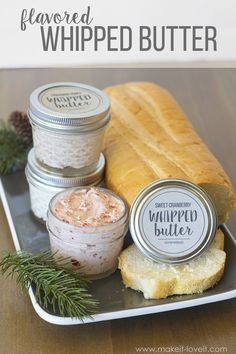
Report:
0,0,236,68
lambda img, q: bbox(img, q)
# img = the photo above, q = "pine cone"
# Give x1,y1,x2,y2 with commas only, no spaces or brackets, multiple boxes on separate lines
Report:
9,111,33,146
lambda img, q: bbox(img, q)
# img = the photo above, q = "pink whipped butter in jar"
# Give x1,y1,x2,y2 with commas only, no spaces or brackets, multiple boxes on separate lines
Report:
47,187,129,279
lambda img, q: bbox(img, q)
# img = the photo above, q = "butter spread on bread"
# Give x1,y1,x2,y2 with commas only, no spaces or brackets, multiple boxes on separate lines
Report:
118,229,225,299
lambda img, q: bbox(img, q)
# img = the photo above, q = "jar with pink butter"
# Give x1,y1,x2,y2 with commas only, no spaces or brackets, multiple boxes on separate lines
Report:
47,187,129,279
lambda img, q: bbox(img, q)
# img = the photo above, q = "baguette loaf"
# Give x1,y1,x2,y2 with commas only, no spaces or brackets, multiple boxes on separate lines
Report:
104,82,236,224
118,229,225,299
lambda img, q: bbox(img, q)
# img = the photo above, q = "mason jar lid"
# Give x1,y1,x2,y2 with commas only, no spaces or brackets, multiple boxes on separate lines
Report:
129,178,218,264
25,148,105,188
28,82,111,133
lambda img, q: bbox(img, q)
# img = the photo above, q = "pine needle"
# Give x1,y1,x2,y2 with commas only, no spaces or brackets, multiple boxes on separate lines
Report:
0,128,29,174
0,250,98,319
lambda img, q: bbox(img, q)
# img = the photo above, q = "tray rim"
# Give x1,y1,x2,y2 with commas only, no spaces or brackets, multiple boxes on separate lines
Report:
1,178,236,325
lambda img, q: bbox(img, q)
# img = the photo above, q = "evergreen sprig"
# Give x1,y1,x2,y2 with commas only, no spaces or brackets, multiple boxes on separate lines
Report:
0,128,29,174
0,250,98,319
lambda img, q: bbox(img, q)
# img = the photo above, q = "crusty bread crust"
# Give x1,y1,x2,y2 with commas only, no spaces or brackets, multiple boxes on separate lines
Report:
104,82,236,224
118,230,226,300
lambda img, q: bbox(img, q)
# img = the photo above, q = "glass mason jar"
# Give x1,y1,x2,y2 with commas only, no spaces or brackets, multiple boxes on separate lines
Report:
28,82,110,176
25,149,105,222
47,187,129,279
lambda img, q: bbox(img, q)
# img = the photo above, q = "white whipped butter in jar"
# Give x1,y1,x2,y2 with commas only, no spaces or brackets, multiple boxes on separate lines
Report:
28,82,110,176
25,149,105,222
47,187,129,279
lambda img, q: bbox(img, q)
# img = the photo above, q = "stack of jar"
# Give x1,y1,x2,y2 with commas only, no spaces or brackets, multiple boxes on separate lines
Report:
25,82,111,222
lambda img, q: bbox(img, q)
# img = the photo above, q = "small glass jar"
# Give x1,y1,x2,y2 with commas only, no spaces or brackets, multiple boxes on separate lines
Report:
28,82,110,175
47,187,129,279
25,149,105,222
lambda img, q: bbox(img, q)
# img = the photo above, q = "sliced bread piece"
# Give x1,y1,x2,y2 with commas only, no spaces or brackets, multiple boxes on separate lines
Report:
118,229,226,299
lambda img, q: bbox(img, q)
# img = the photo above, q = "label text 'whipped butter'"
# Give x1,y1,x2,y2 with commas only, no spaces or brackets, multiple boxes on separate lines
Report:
129,179,217,264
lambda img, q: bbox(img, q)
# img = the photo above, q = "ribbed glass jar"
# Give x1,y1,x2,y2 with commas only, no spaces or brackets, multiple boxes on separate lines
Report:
28,82,110,175
47,187,129,279
25,149,105,222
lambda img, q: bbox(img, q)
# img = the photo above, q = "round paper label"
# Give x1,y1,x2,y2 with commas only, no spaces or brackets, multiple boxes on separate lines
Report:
139,187,209,258
39,86,101,114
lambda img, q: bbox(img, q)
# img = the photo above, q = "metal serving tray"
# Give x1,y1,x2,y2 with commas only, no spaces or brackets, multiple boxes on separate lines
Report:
0,171,236,325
